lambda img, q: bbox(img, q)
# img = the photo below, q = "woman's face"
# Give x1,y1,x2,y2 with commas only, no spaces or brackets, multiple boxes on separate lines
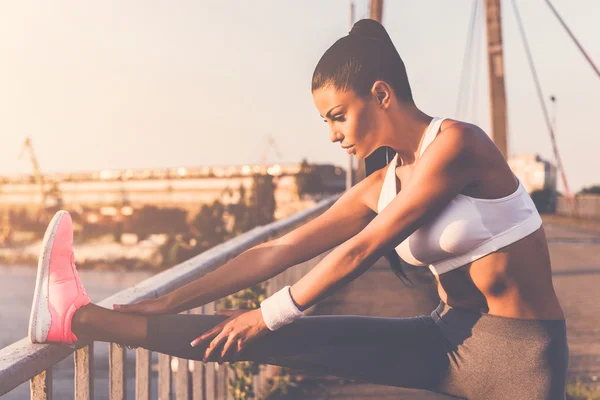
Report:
312,86,381,159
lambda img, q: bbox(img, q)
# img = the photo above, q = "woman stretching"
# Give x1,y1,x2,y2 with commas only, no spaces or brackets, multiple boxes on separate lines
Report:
28,19,568,399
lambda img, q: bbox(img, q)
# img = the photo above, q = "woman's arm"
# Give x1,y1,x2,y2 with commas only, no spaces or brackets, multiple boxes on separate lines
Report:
189,125,487,361
115,168,385,314
289,126,483,311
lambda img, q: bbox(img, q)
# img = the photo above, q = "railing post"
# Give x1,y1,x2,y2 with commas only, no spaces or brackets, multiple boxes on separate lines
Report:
30,368,52,400
205,364,216,400
109,343,126,400
75,344,94,400
252,372,261,400
135,348,151,400
191,306,205,400
175,358,189,400
216,363,226,400
175,310,190,400
158,353,172,400
204,302,216,399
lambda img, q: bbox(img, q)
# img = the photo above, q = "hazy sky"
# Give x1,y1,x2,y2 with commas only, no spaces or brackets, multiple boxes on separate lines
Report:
1,1,598,192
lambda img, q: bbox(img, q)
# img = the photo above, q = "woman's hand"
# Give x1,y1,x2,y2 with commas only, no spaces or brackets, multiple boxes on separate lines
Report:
191,308,270,363
113,297,172,315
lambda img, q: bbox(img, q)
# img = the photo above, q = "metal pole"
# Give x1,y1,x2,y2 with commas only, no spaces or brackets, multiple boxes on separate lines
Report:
370,0,384,23
355,0,385,183
550,95,557,156
545,0,600,79
484,0,509,159
347,2,355,191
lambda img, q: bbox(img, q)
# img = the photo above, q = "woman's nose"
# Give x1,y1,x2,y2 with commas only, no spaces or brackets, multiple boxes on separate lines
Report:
329,130,342,143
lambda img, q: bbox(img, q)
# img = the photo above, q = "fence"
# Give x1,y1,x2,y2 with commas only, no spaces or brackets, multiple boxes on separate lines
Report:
556,194,600,220
0,194,340,400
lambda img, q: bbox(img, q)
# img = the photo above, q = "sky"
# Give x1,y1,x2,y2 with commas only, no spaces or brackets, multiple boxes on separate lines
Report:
0,1,598,192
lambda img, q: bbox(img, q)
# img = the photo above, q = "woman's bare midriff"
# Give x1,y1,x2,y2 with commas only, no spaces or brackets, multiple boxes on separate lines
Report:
435,226,565,320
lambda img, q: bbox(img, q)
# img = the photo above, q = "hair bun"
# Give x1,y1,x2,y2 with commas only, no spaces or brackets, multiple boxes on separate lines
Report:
349,19,392,43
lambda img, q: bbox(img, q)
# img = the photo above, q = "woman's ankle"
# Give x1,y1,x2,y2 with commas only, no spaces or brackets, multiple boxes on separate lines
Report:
72,303,95,339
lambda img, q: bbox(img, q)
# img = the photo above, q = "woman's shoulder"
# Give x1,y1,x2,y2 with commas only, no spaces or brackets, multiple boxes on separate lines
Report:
435,119,516,197
439,119,495,150
435,119,501,165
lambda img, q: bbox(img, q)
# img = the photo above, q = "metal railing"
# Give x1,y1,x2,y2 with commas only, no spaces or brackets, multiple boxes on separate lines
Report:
556,194,600,220
0,194,339,400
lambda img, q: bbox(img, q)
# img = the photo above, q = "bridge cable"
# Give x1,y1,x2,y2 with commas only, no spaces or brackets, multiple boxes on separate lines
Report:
509,0,573,201
468,1,484,124
545,0,600,80
455,0,480,119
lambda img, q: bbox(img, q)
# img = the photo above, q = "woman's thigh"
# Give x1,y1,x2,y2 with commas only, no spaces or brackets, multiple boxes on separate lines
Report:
146,313,450,389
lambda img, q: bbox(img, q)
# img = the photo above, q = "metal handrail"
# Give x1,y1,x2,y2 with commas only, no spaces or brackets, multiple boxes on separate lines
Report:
0,194,339,397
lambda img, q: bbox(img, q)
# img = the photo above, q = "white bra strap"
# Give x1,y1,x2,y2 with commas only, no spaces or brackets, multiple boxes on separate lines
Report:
418,117,446,159
377,153,399,213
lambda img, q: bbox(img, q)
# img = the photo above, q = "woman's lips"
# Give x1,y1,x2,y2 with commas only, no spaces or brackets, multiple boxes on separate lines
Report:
345,145,354,154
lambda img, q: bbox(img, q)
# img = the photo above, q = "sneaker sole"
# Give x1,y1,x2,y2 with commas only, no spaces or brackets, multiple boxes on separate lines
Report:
28,210,68,344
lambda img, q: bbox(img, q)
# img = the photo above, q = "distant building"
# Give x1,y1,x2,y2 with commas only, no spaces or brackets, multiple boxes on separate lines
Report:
507,154,557,194
0,162,345,214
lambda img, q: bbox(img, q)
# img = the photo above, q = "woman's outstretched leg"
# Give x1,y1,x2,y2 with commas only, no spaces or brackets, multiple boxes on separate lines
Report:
68,302,449,390
141,312,449,390
28,210,449,391
70,304,152,347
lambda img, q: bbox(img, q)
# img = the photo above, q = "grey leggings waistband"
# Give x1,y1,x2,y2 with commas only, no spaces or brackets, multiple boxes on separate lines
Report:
430,300,568,345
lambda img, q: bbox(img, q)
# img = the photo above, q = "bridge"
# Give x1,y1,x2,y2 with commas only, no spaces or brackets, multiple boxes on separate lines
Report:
0,163,346,215
1,0,599,398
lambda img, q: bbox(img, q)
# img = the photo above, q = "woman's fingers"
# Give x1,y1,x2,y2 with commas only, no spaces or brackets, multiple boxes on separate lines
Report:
190,321,227,348
202,331,229,362
219,335,240,362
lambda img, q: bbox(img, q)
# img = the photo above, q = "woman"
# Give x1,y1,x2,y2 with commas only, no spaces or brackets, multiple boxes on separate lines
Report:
28,19,568,399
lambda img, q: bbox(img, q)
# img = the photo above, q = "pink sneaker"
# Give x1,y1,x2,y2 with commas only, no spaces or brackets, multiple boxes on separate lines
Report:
28,210,90,345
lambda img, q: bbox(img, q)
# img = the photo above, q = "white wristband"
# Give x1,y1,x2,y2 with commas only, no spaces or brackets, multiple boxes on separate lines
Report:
260,286,303,331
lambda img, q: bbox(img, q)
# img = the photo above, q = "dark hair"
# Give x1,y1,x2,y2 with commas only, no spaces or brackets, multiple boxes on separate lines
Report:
312,19,414,284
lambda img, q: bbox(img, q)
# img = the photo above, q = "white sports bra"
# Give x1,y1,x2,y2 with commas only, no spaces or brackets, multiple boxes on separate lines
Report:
377,117,542,276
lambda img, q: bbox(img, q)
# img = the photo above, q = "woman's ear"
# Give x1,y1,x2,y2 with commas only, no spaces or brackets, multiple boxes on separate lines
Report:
371,80,392,108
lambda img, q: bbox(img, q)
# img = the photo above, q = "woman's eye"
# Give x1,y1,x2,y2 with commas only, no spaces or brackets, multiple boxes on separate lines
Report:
323,115,345,123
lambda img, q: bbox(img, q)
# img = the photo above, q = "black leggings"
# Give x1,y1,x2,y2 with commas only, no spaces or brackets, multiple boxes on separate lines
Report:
146,301,569,399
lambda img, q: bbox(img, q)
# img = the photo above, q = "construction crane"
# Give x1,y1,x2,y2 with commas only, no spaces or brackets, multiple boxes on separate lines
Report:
258,135,283,165
0,211,12,246
19,137,47,209
19,137,62,219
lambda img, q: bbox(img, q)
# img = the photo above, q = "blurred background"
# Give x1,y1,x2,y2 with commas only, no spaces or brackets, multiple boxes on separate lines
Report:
1,1,599,399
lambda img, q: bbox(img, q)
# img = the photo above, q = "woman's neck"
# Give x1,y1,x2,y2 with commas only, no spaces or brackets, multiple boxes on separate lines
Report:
384,106,433,166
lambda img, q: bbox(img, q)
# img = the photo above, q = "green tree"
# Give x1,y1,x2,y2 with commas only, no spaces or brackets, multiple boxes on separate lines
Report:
530,189,557,214
248,173,276,226
191,201,229,248
295,159,323,198
579,185,600,195
127,206,188,240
